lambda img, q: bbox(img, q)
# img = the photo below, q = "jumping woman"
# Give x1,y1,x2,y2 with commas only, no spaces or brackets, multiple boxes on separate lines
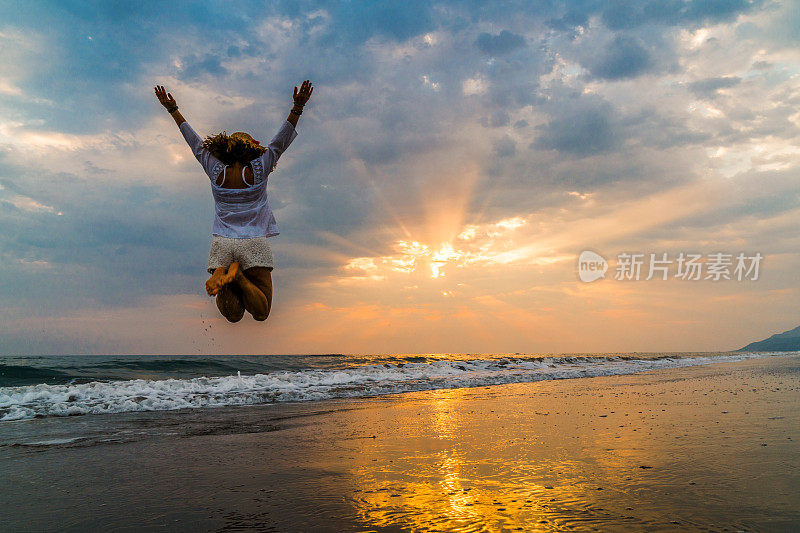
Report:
154,80,313,322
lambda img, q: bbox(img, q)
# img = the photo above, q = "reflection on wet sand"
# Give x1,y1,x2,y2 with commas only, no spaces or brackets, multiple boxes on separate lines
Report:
347,389,646,531
343,359,799,531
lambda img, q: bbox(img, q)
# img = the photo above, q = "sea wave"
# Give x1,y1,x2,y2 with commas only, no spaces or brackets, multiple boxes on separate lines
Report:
0,352,784,421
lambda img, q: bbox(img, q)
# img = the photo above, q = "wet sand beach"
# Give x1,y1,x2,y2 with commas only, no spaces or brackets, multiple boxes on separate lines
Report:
2,354,799,532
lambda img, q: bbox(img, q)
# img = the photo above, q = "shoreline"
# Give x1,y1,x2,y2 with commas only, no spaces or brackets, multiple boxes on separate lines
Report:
1,351,785,421
1,354,798,531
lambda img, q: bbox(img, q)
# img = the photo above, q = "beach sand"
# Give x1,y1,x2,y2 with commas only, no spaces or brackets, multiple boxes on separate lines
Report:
2,354,798,532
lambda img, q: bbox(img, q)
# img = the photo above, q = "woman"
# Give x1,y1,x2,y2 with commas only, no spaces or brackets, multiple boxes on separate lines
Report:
154,80,313,322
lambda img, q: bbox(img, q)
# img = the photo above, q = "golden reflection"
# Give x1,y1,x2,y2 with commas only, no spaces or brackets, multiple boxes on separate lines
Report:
346,387,627,532
337,376,733,531
348,454,601,532
429,388,459,440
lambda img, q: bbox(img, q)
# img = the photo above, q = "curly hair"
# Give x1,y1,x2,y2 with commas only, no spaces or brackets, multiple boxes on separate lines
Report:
202,131,276,169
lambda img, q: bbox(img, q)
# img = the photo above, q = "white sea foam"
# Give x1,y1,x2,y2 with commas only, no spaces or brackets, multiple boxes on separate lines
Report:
0,352,786,421
22,437,85,446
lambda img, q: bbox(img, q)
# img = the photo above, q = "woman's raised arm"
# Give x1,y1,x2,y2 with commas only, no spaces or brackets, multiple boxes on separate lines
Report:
155,84,223,180
155,85,186,126
286,80,313,128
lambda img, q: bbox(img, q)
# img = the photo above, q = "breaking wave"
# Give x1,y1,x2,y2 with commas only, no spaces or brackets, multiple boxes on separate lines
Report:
1,352,786,421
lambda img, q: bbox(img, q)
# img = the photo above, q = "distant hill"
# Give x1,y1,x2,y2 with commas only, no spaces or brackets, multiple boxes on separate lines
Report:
739,325,800,352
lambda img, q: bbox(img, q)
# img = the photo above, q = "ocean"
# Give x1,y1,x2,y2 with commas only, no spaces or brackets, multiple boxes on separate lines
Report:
0,351,790,422
2,352,798,531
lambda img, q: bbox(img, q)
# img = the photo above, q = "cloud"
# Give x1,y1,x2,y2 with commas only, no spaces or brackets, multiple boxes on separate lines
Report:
226,44,260,58
316,0,437,46
493,135,516,158
474,30,526,56
586,35,652,80
546,11,589,34
533,96,621,157
687,76,742,98
600,0,763,31
179,53,229,80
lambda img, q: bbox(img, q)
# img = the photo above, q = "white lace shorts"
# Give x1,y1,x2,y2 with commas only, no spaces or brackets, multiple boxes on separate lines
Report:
207,235,274,274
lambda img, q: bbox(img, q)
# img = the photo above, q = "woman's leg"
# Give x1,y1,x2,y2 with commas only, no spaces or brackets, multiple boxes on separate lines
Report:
243,267,273,320
232,266,272,321
216,283,245,323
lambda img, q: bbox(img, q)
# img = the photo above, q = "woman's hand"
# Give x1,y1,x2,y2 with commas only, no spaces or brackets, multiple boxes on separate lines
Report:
155,85,186,126
154,85,177,110
293,80,313,106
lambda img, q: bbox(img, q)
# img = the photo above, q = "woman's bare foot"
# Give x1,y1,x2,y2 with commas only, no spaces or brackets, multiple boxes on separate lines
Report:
205,263,241,296
220,261,240,286
205,267,227,296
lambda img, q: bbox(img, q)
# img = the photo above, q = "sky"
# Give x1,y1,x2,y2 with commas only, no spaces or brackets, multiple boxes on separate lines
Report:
0,0,798,355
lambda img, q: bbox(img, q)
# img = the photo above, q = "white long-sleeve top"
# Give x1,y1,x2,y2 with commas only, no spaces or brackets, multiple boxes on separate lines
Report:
179,119,298,238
